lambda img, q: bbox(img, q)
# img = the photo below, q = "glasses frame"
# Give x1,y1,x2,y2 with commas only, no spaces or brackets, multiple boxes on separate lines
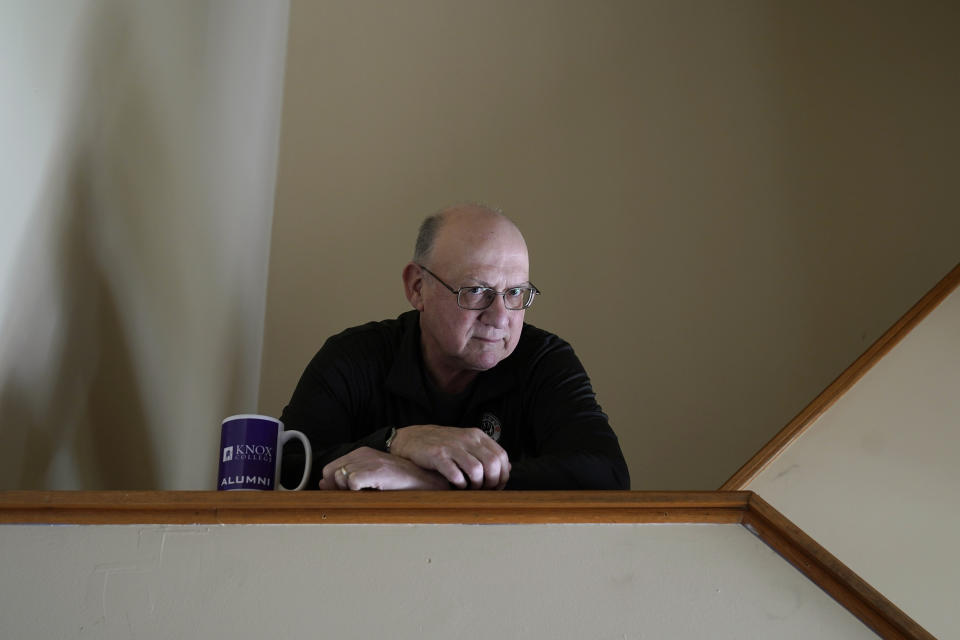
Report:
417,264,540,311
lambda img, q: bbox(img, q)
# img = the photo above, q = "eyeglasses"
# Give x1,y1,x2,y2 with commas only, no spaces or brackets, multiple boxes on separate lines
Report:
418,264,540,311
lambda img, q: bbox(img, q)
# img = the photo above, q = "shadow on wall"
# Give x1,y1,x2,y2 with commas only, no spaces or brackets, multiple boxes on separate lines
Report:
0,161,157,489
0,1,158,489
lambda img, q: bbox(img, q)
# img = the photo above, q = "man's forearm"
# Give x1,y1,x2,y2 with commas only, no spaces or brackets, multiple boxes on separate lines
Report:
506,451,630,490
280,426,395,489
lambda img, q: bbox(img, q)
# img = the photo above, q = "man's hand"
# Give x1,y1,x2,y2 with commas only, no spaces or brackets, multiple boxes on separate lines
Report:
318,447,451,491
389,425,510,489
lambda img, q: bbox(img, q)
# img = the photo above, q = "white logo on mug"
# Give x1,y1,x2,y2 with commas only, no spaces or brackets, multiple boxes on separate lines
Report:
222,446,234,462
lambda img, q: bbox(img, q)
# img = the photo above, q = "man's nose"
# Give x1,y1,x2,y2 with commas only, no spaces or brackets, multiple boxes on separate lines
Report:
481,294,511,328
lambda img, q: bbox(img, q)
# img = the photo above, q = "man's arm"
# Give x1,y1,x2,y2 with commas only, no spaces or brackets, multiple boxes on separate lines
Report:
279,335,401,489
317,447,451,491
505,335,630,490
279,333,509,490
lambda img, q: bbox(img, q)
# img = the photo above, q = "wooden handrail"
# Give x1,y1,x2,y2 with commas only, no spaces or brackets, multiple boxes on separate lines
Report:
721,261,960,490
0,490,749,524
744,494,933,640
0,489,934,638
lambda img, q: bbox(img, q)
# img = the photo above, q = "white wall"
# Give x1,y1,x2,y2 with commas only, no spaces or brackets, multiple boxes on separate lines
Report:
747,287,960,639
0,0,289,489
259,0,960,490
0,523,877,639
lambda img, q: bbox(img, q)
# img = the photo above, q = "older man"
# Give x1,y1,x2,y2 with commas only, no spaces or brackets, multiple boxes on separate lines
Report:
279,204,629,490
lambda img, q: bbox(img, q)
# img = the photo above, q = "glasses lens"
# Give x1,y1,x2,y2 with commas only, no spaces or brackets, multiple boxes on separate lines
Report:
521,288,537,309
501,288,524,310
458,287,495,310
457,287,537,310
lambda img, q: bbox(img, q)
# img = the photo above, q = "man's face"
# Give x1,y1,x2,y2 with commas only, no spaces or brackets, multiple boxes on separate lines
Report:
413,214,530,388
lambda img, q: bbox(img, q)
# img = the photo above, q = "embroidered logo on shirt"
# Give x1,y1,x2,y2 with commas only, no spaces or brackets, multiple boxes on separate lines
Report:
480,412,502,442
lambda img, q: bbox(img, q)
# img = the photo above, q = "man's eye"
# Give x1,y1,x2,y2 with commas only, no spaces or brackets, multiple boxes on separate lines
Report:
464,287,488,296
505,288,524,297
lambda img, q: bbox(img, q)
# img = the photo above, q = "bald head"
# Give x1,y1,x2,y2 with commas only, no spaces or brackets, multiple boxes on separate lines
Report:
413,204,524,265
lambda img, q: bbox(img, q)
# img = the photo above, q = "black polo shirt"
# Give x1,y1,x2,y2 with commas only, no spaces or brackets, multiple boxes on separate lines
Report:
279,310,629,490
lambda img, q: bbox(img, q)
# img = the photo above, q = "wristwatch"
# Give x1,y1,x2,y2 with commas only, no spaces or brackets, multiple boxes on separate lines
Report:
385,427,398,453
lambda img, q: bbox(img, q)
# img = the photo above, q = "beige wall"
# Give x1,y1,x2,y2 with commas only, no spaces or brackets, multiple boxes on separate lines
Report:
0,0,289,489
0,523,876,638
260,1,960,489
3,1,957,492
747,286,960,639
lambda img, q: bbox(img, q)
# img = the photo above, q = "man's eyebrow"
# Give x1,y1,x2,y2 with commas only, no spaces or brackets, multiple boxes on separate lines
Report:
462,276,533,288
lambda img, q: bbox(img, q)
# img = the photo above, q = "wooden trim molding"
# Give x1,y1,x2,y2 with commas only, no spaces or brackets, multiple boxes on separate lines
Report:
0,490,749,525
0,489,934,639
721,261,960,490
743,493,933,640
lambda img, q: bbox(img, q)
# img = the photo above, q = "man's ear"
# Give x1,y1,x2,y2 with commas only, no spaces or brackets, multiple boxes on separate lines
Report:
402,262,425,311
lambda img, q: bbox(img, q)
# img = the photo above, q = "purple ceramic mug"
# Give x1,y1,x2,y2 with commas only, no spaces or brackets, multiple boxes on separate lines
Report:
217,414,312,491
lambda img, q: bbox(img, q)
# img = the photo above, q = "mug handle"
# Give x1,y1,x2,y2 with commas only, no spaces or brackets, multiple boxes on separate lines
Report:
278,429,312,491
